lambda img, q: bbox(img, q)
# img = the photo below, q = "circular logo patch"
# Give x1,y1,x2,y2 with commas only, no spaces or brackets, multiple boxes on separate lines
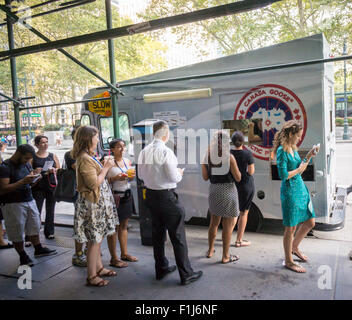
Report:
234,84,307,161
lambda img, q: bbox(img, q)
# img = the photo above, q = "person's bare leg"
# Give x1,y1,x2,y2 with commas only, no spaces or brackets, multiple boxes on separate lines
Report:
207,214,221,257
221,217,237,263
0,223,9,246
75,240,83,255
87,241,108,285
292,219,315,261
119,219,138,261
283,226,306,273
236,210,251,246
107,227,127,267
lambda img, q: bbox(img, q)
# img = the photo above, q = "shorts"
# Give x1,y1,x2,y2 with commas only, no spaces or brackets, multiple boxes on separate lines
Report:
1,200,41,242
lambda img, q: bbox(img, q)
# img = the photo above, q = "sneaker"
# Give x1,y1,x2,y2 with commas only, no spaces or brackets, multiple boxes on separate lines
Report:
20,255,34,267
34,247,57,258
72,251,87,267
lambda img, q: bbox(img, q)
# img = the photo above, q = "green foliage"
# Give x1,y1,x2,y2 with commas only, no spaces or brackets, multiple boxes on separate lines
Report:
142,0,352,91
336,117,352,126
0,0,167,127
43,124,61,131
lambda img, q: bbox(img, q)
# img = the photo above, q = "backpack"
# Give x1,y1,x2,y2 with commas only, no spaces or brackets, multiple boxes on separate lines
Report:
53,158,78,203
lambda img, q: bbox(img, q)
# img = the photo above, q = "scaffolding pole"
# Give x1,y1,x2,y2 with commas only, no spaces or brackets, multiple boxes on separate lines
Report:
5,0,21,146
0,0,282,59
105,0,119,139
0,5,123,95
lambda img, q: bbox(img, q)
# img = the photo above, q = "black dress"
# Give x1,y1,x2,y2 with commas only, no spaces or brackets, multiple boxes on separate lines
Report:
32,153,57,237
230,149,255,212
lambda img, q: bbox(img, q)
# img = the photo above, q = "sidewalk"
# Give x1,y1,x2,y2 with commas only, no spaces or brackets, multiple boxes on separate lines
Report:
0,218,351,300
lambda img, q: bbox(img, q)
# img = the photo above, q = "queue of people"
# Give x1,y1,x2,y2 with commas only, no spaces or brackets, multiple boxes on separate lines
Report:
0,118,318,288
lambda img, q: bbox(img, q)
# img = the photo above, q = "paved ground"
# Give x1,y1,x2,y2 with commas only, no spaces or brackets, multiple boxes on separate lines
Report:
0,138,351,300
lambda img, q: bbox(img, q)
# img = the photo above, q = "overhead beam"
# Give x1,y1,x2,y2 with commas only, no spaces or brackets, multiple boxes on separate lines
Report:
0,0,282,59
0,5,123,95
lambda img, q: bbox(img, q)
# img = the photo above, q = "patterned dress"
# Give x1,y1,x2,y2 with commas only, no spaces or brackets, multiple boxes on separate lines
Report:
73,179,119,243
277,146,315,227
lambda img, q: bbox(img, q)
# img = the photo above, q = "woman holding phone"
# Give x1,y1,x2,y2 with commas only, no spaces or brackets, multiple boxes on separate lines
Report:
106,138,138,268
273,120,318,273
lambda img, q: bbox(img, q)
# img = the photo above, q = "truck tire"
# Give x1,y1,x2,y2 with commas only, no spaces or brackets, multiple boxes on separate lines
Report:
234,202,263,232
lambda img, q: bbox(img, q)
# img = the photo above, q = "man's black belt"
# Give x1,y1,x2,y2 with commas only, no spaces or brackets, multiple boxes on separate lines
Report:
146,188,176,192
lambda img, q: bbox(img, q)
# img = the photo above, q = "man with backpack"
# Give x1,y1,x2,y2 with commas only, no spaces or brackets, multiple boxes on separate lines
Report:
0,144,57,266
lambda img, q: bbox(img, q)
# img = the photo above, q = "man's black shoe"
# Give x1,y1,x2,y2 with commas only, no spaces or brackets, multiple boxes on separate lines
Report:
181,270,203,285
34,247,57,258
156,265,177,280
20,255,34,267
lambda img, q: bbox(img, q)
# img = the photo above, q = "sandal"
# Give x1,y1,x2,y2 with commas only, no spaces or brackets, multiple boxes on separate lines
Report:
206,249,215,258
121,254,138,262
46,235,55,240
86,274,109,287
25,241,32,247
284,261,306,273
97,267,117,277
221,254,239,264
292,250,308,262
234,240,251,247
109,259,128,268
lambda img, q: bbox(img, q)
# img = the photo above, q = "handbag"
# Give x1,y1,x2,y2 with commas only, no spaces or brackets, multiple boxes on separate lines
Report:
54,168,78,203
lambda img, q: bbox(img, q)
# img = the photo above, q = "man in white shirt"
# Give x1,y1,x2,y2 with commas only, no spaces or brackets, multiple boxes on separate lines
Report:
138,120,202,285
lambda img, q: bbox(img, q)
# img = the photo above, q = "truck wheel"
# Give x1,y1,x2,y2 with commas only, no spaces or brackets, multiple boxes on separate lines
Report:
234,202,263,232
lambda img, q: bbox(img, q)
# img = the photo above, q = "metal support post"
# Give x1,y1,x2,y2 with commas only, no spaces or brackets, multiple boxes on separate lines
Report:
105,0,119,139
343,39,350,140
5,0,21,146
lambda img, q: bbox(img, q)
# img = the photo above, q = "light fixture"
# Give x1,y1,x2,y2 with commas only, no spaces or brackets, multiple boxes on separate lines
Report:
143,88,212,103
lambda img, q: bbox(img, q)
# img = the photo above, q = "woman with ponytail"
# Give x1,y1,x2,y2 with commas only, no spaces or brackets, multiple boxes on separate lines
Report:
273,120,317,273
202,130,242,264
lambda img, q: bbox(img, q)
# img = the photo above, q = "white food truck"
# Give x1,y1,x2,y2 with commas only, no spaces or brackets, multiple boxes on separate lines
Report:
80,33,350,232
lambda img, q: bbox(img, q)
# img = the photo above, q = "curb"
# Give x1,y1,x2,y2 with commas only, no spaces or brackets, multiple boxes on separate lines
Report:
336,140,352,143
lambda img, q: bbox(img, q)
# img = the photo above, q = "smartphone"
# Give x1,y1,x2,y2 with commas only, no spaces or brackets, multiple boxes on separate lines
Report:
32,174,41,183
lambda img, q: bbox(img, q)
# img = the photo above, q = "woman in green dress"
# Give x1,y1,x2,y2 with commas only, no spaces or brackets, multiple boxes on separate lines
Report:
273,120,317,273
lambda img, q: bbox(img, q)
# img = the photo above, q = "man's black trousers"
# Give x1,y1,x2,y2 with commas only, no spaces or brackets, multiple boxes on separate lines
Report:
145,189,193,281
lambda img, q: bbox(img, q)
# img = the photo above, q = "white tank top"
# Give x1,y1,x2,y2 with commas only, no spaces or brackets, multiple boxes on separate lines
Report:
107,157,131,192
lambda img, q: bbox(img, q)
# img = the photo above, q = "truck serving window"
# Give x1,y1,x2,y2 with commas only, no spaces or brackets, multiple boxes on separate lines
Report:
99,114,130,150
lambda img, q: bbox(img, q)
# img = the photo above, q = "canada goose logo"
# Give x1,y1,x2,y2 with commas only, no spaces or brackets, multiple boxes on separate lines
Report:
234,84,307,161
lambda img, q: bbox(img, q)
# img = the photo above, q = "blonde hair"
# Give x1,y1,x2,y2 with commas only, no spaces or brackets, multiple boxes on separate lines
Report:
71,125,99,159
272,120,303,155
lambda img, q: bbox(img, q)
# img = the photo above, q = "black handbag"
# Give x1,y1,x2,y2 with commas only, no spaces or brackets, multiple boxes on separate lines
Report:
54,168,78,203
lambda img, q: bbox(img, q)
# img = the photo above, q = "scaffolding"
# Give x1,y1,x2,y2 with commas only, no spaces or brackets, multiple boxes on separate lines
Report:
0,0,351,146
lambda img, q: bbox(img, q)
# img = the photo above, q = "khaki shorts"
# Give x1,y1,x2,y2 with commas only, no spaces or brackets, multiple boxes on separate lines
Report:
1,200,41,242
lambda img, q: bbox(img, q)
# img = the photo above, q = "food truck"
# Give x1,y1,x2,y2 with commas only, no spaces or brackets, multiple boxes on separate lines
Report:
80,33,350,232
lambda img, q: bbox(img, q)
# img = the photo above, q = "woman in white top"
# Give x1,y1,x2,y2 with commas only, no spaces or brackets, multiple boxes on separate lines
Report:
106,139,138,267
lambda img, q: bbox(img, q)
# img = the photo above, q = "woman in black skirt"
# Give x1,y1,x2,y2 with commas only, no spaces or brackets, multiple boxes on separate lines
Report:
231,131,255,247
106,139,138,268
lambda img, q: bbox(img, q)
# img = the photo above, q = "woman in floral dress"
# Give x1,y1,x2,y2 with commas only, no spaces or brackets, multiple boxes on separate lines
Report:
273,120,318,273
72,125,119,287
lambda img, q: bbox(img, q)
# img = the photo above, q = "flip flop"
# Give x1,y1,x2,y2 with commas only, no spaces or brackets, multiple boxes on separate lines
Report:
121,254,139,262
292,250,308,262
109,259,128,268
206,249,215,258
235,240,251,247
221,254,239,264
0,243,13,249
284,262,306,273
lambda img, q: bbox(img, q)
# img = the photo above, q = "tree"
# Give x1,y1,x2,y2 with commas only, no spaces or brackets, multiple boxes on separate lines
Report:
0,0,167,127
142,0,352,91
